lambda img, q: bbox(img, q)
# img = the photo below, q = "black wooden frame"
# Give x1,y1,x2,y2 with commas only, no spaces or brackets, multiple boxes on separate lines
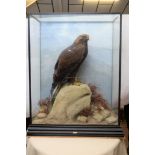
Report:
27,13,123,137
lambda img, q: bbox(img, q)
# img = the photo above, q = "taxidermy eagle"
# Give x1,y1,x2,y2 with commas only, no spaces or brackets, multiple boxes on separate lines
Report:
50,34,89,101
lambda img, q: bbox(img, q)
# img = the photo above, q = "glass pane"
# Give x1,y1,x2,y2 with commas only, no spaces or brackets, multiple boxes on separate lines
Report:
29,14,120,125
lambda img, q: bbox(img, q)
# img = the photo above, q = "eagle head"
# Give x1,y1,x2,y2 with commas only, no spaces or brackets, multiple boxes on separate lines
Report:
73,34,89,45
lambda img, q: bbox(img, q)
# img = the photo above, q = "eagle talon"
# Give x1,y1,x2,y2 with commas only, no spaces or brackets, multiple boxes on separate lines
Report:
73,82,81,86
73,77,81,86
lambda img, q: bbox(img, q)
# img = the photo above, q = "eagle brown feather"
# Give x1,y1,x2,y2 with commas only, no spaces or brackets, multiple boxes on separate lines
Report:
50,34,89,99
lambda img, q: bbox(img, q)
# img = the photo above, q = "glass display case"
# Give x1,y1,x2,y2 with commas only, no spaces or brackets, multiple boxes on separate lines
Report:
27,14,123,137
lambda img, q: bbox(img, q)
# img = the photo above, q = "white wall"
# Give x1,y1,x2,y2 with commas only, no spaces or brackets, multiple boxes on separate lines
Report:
121,15,129,108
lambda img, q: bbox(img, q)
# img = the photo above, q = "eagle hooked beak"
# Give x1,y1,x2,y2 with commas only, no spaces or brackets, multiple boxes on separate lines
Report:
86,35,89,40
84,34,89,40
80,34,89,40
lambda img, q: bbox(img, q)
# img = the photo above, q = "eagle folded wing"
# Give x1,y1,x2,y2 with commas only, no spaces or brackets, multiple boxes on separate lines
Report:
56,44,85,77
50,34,89,99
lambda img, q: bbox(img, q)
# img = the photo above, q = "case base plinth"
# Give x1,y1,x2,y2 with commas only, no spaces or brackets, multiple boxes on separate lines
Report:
27,124,124,137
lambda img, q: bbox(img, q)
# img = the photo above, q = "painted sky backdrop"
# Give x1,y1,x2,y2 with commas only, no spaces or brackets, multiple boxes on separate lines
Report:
40,21,113,105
